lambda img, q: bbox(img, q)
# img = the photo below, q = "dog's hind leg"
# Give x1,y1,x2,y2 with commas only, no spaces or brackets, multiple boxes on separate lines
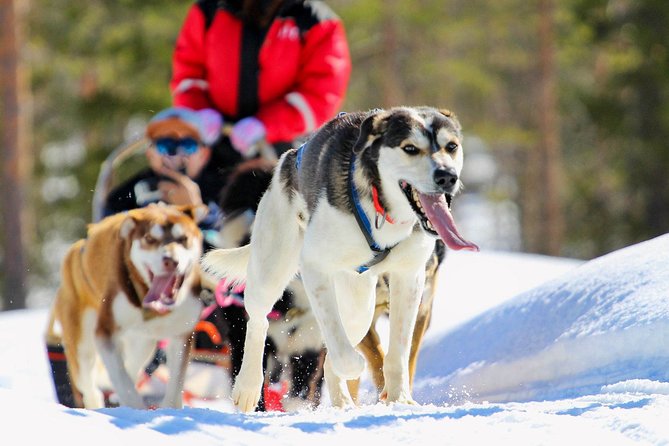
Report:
357,323,385,395
232,184,303,412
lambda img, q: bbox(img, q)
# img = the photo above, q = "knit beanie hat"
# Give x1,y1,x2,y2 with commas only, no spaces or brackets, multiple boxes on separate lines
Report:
146,107,222,145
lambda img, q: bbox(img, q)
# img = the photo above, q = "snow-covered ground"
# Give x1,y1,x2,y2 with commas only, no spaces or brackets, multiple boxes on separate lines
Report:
2,235,669,445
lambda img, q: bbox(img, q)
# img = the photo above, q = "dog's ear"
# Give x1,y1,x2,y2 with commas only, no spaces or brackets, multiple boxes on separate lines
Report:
439,108,462,133
120,217,137,239
353,111,388,153
178,203,209,224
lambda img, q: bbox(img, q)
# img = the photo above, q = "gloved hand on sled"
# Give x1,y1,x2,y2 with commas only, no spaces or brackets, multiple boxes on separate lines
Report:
198,108,224,146
146,106,223,147
229,116,266,157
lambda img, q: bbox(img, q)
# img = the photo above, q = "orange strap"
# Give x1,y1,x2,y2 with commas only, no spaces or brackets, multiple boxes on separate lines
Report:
195,320,223,345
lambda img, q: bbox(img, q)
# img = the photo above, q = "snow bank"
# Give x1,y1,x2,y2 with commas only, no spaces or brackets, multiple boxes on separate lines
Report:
416,234,669,404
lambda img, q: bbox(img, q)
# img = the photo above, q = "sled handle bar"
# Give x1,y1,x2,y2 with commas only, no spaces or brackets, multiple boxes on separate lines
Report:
91,135,151,223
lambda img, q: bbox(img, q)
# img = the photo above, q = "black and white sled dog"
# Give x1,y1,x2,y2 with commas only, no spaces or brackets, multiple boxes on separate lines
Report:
202,106,478,411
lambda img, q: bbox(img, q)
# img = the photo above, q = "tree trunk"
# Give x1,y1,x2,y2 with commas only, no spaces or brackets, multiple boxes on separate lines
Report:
0,0,29,310
379,0,403,107
526,0,564,255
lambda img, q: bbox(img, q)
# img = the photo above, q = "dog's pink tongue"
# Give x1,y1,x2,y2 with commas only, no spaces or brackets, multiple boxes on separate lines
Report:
143,274,177,310
418,193,479,252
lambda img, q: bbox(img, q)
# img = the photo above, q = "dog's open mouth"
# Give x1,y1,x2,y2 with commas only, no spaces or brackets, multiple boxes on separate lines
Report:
400,181,479,252
143,270,186,314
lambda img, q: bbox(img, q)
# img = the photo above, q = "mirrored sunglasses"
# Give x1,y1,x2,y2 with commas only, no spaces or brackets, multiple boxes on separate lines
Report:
154,137,200,156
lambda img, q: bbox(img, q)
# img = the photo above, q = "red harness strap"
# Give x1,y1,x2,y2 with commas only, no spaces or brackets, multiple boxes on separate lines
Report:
372,186,395,225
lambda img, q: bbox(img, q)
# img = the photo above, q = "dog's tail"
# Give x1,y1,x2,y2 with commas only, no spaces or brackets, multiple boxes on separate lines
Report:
201,245,251,285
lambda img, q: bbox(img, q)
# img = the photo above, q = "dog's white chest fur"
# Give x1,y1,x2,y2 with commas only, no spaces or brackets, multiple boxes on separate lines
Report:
301,197,421,272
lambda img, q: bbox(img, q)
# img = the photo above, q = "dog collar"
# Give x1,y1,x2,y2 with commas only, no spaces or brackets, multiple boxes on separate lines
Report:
348,153,394,273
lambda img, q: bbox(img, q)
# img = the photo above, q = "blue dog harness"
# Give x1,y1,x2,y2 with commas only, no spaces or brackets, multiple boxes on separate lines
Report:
347,152,393,273
295,143,393,274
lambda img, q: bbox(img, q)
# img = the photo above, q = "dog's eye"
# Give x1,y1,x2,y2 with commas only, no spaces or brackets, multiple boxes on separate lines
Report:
446,142,459,153
144,235,158,244
175,236,188,245
402,144,420,155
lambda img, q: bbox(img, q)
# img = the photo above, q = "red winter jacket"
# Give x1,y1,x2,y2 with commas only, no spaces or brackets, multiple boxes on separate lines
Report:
171,0,351,144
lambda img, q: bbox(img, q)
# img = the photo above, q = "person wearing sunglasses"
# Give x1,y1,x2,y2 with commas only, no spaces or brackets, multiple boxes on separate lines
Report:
102,106,225,233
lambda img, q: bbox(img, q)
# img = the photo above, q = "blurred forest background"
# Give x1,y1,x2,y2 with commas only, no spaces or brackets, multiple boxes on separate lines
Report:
1,0,669,310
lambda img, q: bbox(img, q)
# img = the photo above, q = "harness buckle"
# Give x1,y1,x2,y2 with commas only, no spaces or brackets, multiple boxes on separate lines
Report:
375,211,386,230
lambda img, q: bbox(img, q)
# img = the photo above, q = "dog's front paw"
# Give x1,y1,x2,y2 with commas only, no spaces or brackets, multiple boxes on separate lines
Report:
331,349,366,380
82,390,106,409
380,387,417,406
117,392,147,409
159,394,184,409
119,395,149,409
232,384,262,413
329,390,356,409
231,370,264,412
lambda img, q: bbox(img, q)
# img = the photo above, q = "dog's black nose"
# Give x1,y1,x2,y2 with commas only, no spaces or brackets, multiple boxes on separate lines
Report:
163,257,178,271
434,167,458,191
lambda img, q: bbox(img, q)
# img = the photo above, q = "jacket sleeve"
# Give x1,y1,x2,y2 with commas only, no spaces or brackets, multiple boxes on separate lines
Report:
170,5,213,110
256,19,351,143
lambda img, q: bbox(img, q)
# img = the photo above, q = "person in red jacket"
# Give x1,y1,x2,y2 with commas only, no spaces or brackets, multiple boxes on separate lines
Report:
170,0,351,165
